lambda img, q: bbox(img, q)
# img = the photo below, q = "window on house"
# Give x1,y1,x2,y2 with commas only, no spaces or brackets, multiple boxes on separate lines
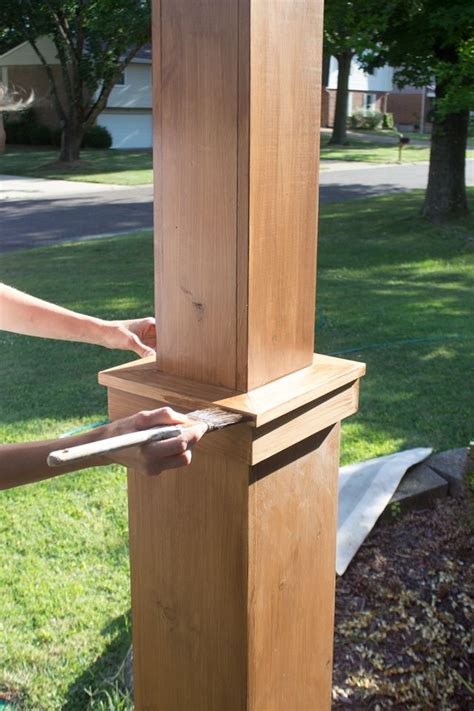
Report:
364,93,377,111
115,72,125,86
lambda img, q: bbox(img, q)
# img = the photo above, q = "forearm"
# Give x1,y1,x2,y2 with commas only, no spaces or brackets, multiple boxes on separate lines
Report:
0,408,203,491
0,430,107,490
0,284,156,356
0,283,108,344
0,283,107,343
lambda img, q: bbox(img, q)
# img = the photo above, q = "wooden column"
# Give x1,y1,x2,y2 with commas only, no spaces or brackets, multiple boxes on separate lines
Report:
100,1,365,708
154,0,321,392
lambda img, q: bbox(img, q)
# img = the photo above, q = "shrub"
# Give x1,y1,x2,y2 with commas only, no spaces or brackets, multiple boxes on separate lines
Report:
29,124,53,146
5,120,30,145
81,125,112,149
4,108,52,146
382,112,395,130
350,110,383,130
50,127,62,147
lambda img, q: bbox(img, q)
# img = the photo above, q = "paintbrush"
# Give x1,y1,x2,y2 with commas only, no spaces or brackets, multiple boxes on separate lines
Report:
47,407,244,467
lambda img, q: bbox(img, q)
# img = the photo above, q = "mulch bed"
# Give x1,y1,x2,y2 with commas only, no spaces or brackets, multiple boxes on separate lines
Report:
332,492,473,710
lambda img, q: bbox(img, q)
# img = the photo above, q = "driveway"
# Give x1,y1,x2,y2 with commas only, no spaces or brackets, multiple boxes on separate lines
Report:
1,160,473,252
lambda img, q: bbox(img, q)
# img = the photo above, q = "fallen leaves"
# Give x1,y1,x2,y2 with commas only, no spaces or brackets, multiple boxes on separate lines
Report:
333,495,473,709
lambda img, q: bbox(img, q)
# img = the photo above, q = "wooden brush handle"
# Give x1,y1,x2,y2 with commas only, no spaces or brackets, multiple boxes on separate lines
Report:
47,425,184,467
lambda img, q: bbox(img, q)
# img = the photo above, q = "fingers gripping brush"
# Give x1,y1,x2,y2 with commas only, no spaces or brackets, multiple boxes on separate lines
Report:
47,407,244,467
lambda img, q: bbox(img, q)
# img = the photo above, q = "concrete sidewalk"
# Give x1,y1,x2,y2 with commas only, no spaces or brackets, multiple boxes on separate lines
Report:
0,174,133,200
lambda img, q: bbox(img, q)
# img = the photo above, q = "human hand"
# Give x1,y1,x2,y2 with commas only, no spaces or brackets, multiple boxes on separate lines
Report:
99,317,157,358
101,407,206,476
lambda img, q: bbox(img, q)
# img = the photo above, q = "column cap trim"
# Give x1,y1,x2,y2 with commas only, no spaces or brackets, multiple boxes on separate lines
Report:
99,354,365,428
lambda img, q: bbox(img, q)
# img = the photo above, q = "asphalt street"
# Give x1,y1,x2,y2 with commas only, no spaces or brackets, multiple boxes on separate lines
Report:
0,177,153,252
1,159,473,252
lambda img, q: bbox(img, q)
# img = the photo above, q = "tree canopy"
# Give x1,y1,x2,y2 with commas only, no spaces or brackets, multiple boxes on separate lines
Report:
0,0,151,160
364,0,474,117
363,0,474,219
323,0,390,144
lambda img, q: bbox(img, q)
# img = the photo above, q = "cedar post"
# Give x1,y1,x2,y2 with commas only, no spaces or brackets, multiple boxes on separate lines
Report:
100,1,365,708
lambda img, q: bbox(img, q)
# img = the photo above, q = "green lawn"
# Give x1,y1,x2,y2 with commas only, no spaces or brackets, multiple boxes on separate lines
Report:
0,147,152,185
321,141,429,163
3,140,473,185
322,136,436,163
0,191,473,708
340,128,474,148
345,128,431,141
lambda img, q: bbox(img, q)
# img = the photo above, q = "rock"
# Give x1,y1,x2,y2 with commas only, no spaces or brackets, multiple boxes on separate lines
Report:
380,463,448,523
468,442,474,473
426,448,468,496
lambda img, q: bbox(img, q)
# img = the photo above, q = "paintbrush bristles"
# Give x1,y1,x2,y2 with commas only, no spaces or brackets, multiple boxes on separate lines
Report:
188,407,244,431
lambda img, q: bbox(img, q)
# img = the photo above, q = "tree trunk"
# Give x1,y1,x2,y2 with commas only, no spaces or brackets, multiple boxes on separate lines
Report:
421,83,469,221
329,49,353,145
59,120,83,162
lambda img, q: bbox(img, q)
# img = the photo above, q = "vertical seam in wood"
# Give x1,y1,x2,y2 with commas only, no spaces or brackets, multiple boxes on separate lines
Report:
235,0,240,393
245,1,251,394
236,0,251,393
153,0,164,372
248,467,255,711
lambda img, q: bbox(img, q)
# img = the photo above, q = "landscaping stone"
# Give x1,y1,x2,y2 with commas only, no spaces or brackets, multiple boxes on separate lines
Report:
380,463,448,523
468,441,474,472
426,447,468,496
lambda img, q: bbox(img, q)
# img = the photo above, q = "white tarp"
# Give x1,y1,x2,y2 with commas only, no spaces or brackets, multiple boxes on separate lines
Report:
336,447,432,575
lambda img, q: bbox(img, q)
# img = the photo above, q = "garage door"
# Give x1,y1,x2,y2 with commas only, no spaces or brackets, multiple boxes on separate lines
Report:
97,112,152,149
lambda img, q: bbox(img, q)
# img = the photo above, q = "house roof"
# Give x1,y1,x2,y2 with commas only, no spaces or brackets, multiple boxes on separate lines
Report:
0,37,152,66
133,44,151,63
0,37,60,66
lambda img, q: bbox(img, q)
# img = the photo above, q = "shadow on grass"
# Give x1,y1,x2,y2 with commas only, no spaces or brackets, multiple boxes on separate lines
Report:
62,611,132,710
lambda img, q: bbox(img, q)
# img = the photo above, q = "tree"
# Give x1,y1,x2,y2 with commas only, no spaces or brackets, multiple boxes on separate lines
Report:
323,1,388,145
0,0,151,161
364,0,474,220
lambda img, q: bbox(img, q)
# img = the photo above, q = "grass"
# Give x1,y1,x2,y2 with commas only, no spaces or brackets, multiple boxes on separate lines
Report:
345,128,431,141
3,140,473,185
316,189,474,463
0,190,473,707
0,147,152,185
321,135,460,164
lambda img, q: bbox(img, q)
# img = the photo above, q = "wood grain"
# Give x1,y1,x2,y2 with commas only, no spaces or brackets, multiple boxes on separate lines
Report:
110,382,342,710
152,0,324,392
100,353,366,426
126,404,251,710
247,0,322,389
248,424,341,711
251,381,359,464
107,376,359,467
116,2,348,706
236,0,251,392
108,388,253,464
155,0,239,388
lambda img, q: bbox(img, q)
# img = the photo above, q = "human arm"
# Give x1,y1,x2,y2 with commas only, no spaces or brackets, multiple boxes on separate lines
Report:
0,408,206,490
0,283,156,357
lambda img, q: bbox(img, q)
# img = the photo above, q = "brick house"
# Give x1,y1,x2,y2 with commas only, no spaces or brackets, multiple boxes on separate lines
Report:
387,82,435,131
321,55,393,127
321,55,433,132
